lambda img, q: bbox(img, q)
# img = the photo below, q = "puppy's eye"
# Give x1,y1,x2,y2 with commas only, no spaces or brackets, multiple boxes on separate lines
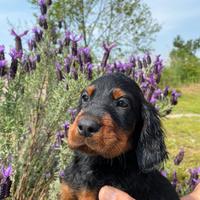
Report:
81,92,89,103
116,98,129,108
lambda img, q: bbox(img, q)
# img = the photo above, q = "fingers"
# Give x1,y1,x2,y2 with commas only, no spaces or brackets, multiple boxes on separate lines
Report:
192,183,200,200
99,186,135,200
181,183,200,200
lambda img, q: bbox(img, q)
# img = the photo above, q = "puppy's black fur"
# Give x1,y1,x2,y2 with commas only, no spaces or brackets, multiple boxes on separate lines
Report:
62,73,179,200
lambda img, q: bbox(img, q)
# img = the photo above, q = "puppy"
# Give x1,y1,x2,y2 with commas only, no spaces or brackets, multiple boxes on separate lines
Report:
61,73,179,200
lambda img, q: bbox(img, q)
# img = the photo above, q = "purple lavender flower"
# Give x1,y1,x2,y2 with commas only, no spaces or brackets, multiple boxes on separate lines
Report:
59,170,65,179
129,56,136,68
137,58,143,69
147,73,157,87
38,0,47,15
32,27,43,42
154,55,163,74
0,60,7,68
70,33,83,56
163,86,169,97
64,31,71,47
160,170,167,178
188,168,199,191
36,54,41,62
29,56,37,70
150,95,157,105
0,45,5,60
134,70,143,83
103,42,116,52
68,108,77,122
87,63,93,80
143,57,148,68
77,54,83,72
0,45,5,54
171,90,181,105
64,57,71,73
11,29,28,52
55,62,64,81
28,39,36,51
38,15,48,29
146,53,151,65
11,29,28,38
174,148,184,165
22,55,31,73
101,42,116,68
153,89,162,99
9,48,23,79
9,60,18,79
55,131,65,147
70,67,78,80
0,176,12,198
58,40,63,54
171,171,178,189
46,0,52,6
106,64,114,74
0,60,7,76
148,89,162,105
81,47,92,64
64,121,70,136
9,48,23,60
1,165,12,179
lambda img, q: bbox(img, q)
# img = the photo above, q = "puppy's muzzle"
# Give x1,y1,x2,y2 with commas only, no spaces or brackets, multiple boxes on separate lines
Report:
78,118,101,137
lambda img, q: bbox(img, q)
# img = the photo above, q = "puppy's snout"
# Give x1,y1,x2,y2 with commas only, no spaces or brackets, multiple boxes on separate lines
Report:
78,118,101,137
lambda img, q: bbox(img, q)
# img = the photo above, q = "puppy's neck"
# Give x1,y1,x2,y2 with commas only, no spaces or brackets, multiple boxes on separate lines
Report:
74,150,139,171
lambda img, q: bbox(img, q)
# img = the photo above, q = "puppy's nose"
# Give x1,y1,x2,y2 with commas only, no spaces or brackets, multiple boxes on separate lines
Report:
78,119,101,137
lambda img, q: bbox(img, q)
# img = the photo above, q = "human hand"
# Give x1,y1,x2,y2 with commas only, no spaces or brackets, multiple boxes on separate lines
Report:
99,186,135,200
181,183,200,200
99,183,200,200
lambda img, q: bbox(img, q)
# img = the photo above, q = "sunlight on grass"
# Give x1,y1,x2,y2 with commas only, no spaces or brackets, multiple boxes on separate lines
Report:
172,83,200,114
162,83,200,183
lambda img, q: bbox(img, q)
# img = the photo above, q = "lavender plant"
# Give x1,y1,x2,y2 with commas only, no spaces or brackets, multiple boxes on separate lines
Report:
161,148,200,196
0,0,185,199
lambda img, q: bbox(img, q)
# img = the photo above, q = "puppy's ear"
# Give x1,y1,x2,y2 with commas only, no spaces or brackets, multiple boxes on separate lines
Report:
136,103,168,172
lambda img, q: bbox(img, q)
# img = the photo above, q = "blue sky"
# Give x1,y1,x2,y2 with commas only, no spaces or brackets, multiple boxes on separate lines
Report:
147,0,200,58
0,0,200,59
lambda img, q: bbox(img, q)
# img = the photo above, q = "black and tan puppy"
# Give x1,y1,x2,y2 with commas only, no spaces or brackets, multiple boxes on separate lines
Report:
61,73,179,200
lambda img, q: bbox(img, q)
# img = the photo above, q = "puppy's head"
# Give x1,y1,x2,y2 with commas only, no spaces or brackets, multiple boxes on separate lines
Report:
67,73,168,171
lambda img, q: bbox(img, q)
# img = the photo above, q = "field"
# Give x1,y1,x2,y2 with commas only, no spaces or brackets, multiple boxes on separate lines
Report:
163,83,200,179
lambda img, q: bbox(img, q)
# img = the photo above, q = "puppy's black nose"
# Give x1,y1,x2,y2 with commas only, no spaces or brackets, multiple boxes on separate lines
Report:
78,119,101,137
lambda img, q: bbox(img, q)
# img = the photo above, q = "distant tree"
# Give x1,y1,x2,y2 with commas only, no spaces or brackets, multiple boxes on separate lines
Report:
167,35,200,84
30,0,160,57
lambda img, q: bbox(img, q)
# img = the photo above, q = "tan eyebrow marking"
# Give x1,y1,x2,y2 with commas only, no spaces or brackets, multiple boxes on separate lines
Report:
112,88,126,99
86,85,95,96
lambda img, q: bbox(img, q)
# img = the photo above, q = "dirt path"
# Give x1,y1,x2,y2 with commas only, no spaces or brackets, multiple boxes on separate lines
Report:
167,113,200,118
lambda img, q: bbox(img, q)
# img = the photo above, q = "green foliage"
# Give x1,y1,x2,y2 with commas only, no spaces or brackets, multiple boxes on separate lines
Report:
30,0,160,56
0,44,91,199
161,35,200,86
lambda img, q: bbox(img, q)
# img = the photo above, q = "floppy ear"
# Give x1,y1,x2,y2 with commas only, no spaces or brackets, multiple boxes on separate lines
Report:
136,103,168,172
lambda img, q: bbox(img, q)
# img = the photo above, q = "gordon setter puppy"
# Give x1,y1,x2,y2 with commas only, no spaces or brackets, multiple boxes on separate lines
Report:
61,73,179,200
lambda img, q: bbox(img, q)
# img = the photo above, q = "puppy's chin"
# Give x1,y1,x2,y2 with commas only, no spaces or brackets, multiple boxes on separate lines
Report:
67,130,131,159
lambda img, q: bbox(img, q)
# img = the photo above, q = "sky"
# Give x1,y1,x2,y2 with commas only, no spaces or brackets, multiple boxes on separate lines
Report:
0,0,200,60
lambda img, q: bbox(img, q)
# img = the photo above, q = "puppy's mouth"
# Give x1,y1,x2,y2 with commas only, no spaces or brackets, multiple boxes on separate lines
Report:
67,112,131,158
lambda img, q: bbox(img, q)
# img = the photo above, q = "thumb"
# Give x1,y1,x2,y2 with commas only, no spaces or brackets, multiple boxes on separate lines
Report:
99,186,135,200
